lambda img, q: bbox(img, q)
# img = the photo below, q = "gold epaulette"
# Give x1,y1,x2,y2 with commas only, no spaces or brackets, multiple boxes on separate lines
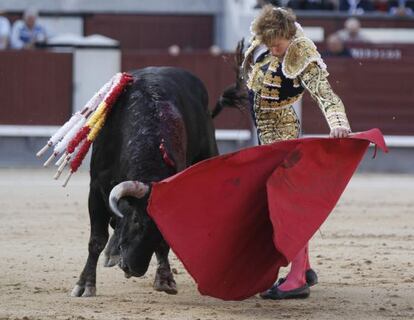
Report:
282,37,327,79
242,37,262,78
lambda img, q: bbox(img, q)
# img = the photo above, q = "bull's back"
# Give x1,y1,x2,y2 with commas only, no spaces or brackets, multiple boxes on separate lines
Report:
134,67,207,102
90,67,217,187
131,67,218,163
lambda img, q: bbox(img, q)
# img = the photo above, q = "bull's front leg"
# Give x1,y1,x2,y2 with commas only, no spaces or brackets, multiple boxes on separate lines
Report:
154,239,177,295
71,190,110,297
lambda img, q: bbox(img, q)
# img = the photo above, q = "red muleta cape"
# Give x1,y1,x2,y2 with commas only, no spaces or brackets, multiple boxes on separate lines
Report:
147,129,387,301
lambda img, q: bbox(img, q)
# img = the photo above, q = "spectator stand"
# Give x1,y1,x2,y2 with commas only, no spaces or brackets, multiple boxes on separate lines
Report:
0,31,120,166
1,3,414,169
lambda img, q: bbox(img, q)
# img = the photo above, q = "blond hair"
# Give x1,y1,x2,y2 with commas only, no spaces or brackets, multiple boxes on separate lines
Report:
251,5,297,46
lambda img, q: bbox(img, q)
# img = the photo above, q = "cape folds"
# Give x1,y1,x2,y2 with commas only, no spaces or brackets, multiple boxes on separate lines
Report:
147,129,387,300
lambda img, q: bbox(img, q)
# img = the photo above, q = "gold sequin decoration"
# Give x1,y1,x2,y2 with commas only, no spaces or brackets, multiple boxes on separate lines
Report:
260,87,280,100
263,73,282,88
246,55,272,92
259,94,302,109
242,38,262,78
254,95,301,144
282,37,324,79
293,78,300,88
247,53,303,144
299,63,351,130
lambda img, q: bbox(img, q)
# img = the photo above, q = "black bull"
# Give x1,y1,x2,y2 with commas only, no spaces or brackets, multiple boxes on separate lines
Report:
71,66,247,297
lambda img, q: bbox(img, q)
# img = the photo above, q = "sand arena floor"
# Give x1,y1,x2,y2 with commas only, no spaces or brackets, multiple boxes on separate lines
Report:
0,168,413,320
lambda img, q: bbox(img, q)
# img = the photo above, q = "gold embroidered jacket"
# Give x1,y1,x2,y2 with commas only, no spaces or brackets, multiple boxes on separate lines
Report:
243,35,351,145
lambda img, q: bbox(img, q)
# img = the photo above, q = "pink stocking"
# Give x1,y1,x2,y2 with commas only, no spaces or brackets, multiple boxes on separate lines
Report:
278,243,308,291
305,243,311,270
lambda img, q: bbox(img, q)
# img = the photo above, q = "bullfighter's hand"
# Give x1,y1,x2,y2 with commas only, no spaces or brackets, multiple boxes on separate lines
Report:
330,127,351,138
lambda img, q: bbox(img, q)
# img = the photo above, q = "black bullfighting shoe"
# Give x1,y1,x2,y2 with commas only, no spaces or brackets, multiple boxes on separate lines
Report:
305,268,318,287
259,284,310,300
259,269,317,300
266,269,318,290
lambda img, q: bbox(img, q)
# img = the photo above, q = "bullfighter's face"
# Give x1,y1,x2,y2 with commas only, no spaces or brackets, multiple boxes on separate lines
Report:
116,199,163,277
267,37,291,59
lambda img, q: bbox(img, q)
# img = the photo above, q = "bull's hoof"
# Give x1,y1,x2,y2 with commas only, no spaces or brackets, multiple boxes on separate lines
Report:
70,284,96,297
154,279,178,295
154,268,178,295
103,254,120,268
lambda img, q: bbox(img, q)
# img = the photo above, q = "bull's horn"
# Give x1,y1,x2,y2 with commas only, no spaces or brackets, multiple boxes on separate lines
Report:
109,181,150,218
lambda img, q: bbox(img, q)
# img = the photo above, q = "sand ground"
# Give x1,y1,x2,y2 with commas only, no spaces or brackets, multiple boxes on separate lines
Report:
0,168,413,320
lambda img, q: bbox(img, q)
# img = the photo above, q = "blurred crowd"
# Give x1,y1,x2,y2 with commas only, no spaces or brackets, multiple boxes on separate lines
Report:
323,17,369,57
1,2,412,54
256,0,414,15
0,8,48,50
253,1,414,58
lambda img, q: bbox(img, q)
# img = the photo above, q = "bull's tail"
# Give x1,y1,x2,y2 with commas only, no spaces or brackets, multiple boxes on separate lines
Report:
36,72,133,187
211,39,249,118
